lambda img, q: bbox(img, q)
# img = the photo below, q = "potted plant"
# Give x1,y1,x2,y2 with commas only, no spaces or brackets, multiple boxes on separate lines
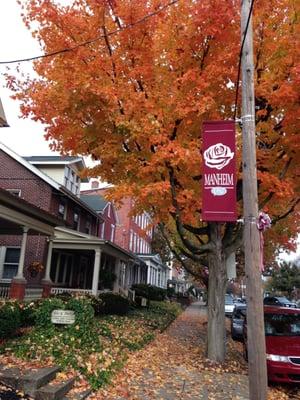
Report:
27,261,44,278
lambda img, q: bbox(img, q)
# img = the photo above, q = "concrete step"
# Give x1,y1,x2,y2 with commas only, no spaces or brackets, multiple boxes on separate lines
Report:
35,377,76,400
19,366,61,397
63,388,92,400
0,366,21,388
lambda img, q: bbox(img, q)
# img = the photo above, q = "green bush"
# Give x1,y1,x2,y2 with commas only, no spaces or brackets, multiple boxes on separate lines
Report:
0,302,21,339
131,284,167,301
35,297,94,329
94,292,130,315
19,301,40,327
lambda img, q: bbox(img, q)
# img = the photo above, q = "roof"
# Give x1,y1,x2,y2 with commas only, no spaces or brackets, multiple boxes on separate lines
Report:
0,142,61,190
24,155,88,182
54,226,135,261
24,155,85,165
80,194,108,212
0,98,9,127
0,187,64,235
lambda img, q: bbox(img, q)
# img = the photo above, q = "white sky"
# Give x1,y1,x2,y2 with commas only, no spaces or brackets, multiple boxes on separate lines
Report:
0,1,299,261
0,1,57,155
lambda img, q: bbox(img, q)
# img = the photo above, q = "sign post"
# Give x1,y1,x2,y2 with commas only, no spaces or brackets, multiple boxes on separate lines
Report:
241,0,268,398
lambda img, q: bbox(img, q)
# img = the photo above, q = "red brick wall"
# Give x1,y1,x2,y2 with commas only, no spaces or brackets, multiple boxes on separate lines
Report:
81,189,153,253
0,234,48,285
0,150,98,236
0,150,52,211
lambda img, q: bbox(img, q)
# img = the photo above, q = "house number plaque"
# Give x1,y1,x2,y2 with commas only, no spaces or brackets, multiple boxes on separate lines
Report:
51,309,75,325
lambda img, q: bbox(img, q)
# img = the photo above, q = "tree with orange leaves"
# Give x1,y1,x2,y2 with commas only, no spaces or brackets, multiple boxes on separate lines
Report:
7,0,300,362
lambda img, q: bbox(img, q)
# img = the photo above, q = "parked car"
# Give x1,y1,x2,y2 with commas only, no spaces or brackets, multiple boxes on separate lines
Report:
243,306,300,383
231,303,247,341
263,296,297,308
225,294,235,317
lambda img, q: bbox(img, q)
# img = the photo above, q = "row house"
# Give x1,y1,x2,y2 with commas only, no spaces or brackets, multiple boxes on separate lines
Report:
81,181,171,289
0,143,143,300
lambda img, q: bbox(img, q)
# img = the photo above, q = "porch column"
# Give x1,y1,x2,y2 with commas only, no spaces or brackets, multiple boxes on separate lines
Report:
147,265,151,285
137,264,141,284
92,248,101,296
42,238,53,298
16,226,28,280
10,226,28,300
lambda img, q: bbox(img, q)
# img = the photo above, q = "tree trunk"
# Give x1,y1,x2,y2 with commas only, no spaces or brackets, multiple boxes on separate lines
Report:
206,222,227,363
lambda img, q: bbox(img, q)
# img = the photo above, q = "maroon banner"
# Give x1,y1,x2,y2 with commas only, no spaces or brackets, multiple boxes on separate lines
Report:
202,121,236,222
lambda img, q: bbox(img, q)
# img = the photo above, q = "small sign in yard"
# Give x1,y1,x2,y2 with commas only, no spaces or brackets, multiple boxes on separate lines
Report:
141,297,147,307
51,309,75,325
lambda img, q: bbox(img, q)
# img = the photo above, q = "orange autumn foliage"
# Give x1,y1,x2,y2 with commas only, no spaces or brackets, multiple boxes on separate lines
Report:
7,0,300,260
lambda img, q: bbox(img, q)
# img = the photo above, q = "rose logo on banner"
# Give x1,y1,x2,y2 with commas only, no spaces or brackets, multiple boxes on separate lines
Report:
204,143,234,170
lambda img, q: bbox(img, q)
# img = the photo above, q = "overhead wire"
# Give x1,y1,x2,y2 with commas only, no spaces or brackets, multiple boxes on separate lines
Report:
1,0,255,123
0,0,179,65
233,0,255,121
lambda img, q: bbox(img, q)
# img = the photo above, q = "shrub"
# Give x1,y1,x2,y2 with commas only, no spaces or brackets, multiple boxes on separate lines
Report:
94,292,130,315
0,302,21,339
131,284,167,301
35,297,94,329
19,301,39,327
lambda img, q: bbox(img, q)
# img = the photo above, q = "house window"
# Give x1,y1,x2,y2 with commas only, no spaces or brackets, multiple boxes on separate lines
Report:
85,217,92,235
100,222,105,239
58,202,67,220
7,189,21,197
73,211,80,230
64,167,81,196
110,224,115,242
129,230,133,251
1,247,20,280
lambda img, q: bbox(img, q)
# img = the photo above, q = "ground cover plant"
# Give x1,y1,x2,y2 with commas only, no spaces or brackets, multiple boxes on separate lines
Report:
0,298,182,390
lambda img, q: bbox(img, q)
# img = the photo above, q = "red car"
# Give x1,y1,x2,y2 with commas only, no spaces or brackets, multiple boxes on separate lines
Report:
244,306,300,383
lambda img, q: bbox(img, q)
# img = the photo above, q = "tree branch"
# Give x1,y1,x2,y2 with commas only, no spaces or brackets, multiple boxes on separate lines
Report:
272,198,300,225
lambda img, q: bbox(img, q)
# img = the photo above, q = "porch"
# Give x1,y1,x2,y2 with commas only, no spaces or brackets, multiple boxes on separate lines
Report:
44,227,147,297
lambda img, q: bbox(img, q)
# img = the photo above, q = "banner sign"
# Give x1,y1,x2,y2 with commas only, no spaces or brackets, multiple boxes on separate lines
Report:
202,121,236,222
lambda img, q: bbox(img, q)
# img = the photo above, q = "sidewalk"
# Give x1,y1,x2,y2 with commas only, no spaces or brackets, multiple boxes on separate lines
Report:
91,302,249,400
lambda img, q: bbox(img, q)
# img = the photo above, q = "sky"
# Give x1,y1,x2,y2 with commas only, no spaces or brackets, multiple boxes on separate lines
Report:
0,1,57,155
0,1,299,261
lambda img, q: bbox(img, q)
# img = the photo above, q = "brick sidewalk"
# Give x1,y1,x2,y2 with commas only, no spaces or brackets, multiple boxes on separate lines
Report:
91,302,249,400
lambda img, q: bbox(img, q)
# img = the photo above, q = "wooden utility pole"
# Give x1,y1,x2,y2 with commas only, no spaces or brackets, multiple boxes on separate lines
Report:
241,0,268,399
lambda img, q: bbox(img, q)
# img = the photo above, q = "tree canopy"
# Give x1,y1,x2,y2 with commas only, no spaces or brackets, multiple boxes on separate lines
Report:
8,0,299,261
265,261,300,297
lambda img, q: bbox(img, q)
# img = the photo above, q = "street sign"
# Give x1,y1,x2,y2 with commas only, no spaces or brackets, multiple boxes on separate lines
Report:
202,120,237,222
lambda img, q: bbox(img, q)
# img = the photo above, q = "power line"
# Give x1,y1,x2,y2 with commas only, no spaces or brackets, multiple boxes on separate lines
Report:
233,0,255,121
0,0,179,65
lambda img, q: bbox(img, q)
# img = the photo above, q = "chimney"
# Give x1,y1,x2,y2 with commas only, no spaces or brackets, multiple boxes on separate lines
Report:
91,180,99,189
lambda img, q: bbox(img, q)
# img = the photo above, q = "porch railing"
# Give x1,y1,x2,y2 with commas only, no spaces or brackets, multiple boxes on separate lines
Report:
0,285,9,299
51,287,93,296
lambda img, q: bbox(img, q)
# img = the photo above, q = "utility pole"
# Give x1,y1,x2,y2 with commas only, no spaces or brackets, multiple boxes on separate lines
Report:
241,1,268,399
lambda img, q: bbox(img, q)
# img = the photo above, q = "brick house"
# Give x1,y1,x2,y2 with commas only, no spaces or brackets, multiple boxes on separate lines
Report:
80,194,117,242
0,144,140,300
82,181,171,289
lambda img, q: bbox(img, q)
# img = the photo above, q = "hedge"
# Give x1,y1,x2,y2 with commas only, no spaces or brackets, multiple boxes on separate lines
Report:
131,284,167,301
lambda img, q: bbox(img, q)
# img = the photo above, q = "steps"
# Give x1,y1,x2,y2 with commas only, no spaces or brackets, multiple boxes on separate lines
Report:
0,364,91,399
